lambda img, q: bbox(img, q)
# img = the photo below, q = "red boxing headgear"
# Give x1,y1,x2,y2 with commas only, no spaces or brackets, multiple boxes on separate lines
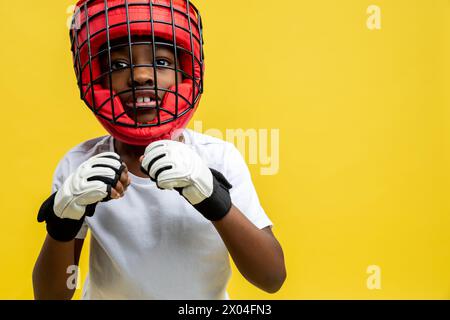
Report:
70,0,204,145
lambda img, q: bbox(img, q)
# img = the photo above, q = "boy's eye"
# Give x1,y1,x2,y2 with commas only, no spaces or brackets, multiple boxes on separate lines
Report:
156,58,171,68
111,61,129,71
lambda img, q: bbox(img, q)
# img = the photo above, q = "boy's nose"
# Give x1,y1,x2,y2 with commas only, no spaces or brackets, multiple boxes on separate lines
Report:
129,66,155,87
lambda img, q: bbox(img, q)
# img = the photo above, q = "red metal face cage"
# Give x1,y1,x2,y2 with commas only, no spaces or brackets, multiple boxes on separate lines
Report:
69,0,204,145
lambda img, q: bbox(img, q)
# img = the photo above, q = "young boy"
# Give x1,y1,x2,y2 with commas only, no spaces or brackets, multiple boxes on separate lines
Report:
33,0,286,300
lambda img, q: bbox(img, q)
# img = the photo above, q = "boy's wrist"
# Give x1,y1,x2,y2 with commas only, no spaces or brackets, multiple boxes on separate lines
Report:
37,192,95,242
192,168,233,221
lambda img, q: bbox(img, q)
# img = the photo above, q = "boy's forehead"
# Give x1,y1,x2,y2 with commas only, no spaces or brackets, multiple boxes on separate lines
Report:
107,36,173,49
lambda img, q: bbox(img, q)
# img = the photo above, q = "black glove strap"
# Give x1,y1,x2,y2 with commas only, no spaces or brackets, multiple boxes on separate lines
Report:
37,192,97,242
192,169,233,221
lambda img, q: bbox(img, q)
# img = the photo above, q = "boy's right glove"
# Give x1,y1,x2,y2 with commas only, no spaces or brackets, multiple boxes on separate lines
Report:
37,152,126,242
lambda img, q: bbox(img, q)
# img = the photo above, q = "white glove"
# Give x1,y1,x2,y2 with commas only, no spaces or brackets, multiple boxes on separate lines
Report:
141,140,213,205
54,152,124,220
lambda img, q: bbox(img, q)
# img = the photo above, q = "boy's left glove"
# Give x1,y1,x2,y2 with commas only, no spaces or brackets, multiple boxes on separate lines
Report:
140,140,233,221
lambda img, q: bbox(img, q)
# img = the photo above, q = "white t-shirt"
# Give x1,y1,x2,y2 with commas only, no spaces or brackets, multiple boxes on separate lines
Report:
51,129,273,300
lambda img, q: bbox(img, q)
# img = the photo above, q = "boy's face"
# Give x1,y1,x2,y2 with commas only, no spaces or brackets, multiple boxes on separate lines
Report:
100,36,182,123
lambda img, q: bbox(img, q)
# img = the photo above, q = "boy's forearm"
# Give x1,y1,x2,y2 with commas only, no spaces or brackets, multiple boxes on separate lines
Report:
212,205,286,293
32,235,77,300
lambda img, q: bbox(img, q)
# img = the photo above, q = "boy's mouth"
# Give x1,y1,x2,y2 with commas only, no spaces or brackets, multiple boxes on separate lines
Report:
123,90,161,122
125,92,161,108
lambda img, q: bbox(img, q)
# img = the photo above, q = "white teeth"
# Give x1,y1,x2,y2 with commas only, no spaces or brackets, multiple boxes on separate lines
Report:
133,96,155,104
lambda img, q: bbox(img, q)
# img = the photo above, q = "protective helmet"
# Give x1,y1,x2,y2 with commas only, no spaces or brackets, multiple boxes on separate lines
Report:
69,0,204,145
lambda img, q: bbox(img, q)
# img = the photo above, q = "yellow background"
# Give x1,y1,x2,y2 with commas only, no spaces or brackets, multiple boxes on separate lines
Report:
0,0,448,299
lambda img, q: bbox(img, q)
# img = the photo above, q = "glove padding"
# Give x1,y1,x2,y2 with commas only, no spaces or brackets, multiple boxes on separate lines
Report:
37,152,125,242
141,140,233,221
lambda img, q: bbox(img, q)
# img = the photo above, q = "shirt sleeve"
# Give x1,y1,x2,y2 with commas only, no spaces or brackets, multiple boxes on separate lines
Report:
51,156,89,240
223,143,273,230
